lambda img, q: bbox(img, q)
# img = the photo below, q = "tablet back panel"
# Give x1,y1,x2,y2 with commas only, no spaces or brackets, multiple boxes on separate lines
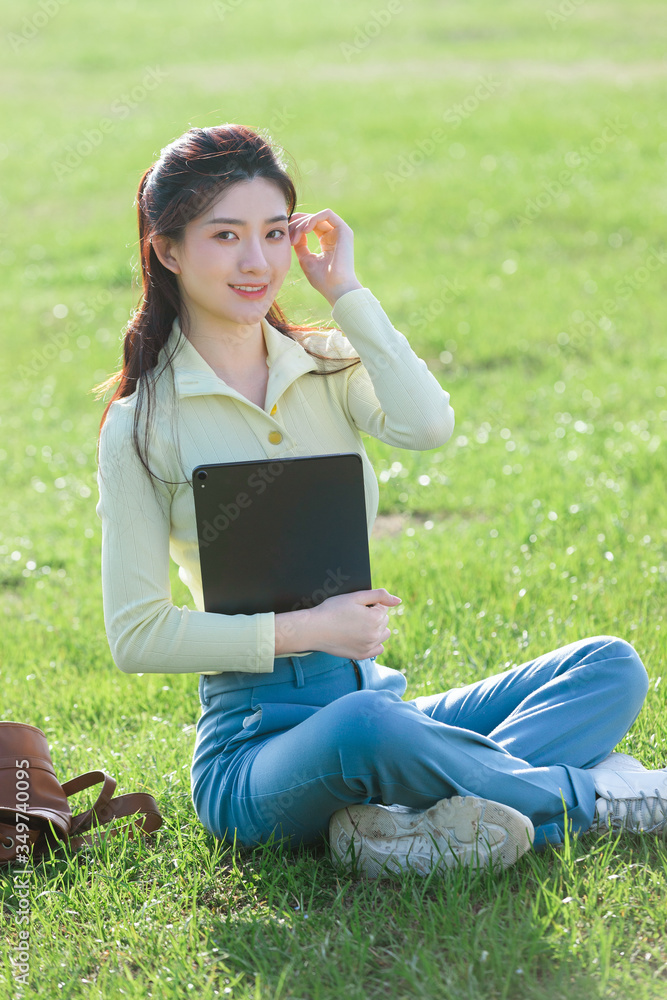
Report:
193,453,371,615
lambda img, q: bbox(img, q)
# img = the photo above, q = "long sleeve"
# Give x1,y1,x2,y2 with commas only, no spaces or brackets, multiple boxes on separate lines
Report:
330,287,455,449
97,402,276,675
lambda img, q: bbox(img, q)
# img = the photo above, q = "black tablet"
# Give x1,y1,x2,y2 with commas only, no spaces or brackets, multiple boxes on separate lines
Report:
192,453,372,615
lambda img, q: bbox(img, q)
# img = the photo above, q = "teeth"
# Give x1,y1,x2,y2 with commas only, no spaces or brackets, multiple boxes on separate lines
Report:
232,285,266,291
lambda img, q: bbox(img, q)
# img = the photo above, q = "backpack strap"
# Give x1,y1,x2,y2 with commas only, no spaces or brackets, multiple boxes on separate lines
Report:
60,771,118,836
58,771,162,848
67,792,163,850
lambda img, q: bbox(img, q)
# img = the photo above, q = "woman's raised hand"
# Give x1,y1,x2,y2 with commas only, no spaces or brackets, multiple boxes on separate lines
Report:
289,209,363,307
275,589,402,661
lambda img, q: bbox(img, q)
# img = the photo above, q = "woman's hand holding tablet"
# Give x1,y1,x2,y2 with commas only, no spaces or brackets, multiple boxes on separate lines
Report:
275,588,402,660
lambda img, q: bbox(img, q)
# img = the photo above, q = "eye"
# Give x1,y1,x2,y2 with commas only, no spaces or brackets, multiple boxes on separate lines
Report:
267,229,287,239
214,231,237,241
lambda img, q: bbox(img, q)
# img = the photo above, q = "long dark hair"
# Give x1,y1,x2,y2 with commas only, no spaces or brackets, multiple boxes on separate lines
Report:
96,124,359,478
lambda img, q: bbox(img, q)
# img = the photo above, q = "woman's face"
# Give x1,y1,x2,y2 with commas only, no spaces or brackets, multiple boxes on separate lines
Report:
158,176,293,336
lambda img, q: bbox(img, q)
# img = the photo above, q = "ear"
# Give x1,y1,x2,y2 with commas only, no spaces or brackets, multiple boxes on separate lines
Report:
151,234,182,275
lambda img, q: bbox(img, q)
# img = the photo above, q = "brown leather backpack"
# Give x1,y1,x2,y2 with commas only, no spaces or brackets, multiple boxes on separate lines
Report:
0,722,162,865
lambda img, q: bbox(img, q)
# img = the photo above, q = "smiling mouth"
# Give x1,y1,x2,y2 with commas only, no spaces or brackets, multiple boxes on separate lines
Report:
229,284,269,298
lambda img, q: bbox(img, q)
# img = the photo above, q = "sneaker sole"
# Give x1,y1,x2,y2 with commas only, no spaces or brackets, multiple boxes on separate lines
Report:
329,795,535,878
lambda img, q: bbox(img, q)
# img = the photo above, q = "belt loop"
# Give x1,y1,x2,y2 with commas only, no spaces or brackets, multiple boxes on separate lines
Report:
199,674,210,707
290,656,305,689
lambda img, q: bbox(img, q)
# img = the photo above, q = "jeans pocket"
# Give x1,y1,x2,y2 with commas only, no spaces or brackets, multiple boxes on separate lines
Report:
235,700,321,741
195,686,254,752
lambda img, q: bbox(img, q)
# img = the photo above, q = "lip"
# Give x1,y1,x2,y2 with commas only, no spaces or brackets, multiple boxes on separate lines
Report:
229,284,269,300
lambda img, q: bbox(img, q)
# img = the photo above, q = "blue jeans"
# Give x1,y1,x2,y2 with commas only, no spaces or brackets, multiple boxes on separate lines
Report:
190,636,648,850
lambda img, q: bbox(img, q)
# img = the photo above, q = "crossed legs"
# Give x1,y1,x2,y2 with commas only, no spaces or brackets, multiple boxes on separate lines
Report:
217,636,648,848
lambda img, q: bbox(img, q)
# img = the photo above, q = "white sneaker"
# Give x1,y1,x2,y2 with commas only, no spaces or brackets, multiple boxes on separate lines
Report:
329,795,534,878
591,751,647,773
593,769,667,834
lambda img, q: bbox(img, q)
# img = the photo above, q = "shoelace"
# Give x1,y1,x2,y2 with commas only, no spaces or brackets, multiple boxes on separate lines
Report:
602,789,667,832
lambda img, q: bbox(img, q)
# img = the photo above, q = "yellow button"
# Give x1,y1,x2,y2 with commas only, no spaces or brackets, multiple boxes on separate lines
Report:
268,431,283,445
270,404,277,416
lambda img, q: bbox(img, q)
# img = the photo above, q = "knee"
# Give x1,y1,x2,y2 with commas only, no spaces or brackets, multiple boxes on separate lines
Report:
592,635,649,706
326,688,402,745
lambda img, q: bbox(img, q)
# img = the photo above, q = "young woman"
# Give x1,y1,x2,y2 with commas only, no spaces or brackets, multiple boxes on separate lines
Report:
97,124,667,877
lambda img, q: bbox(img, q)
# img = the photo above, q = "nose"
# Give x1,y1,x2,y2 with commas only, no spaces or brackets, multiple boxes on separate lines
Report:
239,235,269,273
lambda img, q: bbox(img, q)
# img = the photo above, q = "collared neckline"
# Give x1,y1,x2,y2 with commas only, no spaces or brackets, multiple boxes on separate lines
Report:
166,314,320,411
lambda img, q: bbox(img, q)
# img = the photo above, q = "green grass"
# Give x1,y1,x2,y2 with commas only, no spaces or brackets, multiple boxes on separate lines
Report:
1,0,666,996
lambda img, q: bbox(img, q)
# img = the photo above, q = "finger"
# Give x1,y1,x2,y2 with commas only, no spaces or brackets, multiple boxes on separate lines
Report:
356,589,402,606
306,208,347,227
289,223,307,246
311,219,335,235
290,230,309,251
288,216,314,243
288,213,316,232
291,209,349,237
368,606,389,626
291,234,320,263
289,220,327,252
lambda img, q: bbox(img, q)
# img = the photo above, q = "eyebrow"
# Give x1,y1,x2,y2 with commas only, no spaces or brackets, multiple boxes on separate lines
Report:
204,215,289,225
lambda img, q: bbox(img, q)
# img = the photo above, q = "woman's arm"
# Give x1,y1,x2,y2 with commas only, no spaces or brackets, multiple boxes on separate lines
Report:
290,209,454,450
98,403,276,675
331,287,455,449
